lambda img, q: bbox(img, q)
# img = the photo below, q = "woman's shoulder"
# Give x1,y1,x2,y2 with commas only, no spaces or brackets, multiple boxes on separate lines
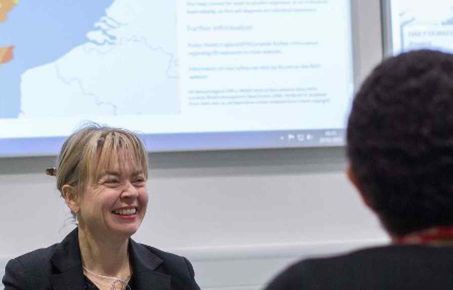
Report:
3,243,61,289
10,228,79,269
130,241,197,277
6,244,58,276
131,241,192,267
8,242,60,270
129,241,200,289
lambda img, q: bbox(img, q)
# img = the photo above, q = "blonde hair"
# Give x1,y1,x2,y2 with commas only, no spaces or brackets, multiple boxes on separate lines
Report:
49,124,148,196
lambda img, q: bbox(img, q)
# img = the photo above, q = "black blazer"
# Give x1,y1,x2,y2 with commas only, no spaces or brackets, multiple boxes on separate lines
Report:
2,229,200,290
265,245,453,290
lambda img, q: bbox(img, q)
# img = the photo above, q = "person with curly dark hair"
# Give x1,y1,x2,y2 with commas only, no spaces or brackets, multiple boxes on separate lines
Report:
265,49,453,290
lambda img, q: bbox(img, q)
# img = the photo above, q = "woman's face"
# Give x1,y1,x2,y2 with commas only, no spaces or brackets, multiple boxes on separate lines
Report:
76,155,148,240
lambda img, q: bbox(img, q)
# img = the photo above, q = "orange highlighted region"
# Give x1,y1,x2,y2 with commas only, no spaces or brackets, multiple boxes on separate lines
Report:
0,0,17,63
0,0,18,22
0,46,14,64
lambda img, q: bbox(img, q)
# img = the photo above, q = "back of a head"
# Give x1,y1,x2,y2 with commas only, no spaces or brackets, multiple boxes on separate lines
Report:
347,49,453,236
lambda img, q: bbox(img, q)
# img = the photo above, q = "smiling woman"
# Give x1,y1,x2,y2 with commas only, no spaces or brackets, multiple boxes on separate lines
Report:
2,124,201,290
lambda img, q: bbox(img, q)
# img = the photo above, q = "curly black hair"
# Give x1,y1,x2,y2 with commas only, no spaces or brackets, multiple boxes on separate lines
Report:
347,49,453,236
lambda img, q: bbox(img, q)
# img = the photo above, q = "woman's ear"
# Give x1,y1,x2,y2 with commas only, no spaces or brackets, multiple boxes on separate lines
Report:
346,166,374,210
62,184,80,214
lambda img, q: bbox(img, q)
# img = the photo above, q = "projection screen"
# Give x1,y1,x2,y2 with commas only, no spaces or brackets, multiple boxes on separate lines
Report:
0,0,355,156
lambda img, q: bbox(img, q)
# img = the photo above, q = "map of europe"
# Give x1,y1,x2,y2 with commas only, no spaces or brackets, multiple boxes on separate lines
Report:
0,0,178,118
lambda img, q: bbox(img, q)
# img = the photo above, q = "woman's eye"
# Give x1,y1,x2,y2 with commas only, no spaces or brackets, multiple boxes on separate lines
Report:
104,178,120,185
133,178,146,185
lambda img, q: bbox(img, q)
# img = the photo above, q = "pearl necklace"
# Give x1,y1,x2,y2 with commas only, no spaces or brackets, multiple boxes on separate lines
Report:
83,266,131,290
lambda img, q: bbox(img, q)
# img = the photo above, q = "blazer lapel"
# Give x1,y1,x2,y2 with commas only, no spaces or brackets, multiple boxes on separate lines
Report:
49,228,86,290
130,240,172,290
48,229,172,290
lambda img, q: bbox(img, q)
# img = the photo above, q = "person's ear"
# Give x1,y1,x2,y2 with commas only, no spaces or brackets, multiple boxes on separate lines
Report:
62,184,80,214
346,166,374,211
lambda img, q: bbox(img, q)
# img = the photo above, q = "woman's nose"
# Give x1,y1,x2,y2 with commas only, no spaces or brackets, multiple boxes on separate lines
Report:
121,181,139,198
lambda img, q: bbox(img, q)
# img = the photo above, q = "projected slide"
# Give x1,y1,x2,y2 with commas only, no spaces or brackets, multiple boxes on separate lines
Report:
0,0,353,156
388,0,453,54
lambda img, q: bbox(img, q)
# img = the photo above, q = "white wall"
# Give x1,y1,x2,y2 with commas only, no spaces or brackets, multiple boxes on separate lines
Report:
0,1,386,289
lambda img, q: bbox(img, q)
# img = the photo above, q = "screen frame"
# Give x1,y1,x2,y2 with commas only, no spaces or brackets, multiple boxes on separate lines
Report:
380,0,394,57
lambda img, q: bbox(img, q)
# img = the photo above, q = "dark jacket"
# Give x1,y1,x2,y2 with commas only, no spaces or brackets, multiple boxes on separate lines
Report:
265,245,453,290
2,229,200,290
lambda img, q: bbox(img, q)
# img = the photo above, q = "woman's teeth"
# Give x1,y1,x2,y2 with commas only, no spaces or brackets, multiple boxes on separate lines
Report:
112,208,137,215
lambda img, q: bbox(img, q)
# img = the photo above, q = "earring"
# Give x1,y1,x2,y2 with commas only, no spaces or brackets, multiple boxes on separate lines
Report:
73,211,79,225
